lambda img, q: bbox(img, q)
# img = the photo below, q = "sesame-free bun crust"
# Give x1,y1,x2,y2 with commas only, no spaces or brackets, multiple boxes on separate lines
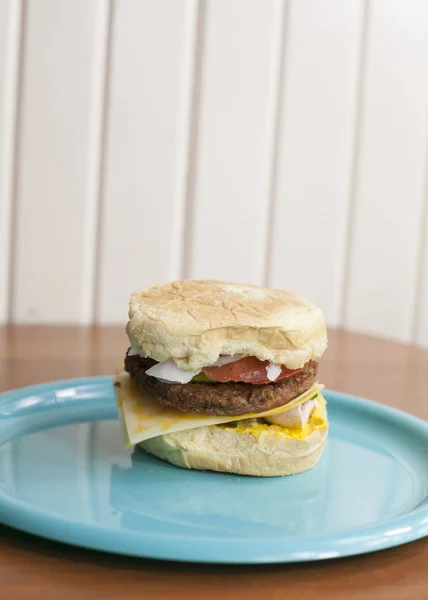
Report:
139,397,328,477
127,280,327,371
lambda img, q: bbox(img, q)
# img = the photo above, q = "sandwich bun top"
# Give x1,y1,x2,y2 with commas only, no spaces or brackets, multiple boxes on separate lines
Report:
126,280,327,370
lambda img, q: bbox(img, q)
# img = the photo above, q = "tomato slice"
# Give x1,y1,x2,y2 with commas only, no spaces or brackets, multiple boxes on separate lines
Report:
202,356,303,384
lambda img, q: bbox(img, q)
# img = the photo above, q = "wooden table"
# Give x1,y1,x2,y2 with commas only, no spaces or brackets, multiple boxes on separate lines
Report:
0,326,427,600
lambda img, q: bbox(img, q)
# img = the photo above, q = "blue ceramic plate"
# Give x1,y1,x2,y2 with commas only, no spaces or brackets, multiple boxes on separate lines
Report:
0,377,427,563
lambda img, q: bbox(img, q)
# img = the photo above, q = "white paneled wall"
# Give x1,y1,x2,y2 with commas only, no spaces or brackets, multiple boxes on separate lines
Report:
0,0,21,323
344,0,428,343
0,0,427,346
269,0,364,326
97,0,197,322
189,0,283,284
11,0,109,323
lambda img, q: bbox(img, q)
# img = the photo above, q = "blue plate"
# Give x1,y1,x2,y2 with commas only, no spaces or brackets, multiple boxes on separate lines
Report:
0,377,427,563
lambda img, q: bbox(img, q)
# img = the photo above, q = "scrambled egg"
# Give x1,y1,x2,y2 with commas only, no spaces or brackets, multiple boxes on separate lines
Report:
220,396,327,440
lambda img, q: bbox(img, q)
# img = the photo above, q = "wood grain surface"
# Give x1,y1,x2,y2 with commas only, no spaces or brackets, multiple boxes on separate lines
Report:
0,326,427,599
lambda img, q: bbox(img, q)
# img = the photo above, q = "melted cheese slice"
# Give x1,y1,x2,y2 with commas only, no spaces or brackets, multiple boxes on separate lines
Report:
114,371,324,446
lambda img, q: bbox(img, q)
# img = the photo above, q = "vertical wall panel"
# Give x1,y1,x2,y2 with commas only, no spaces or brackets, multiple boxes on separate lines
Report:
344,0,428,342
269,0,364,326
414,198,428,346
188,0,284,284
11,0,109,323
0,0,21,323
96,0,198,323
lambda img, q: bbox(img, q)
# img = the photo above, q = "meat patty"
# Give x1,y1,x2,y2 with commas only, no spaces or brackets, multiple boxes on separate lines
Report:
124,353,318,416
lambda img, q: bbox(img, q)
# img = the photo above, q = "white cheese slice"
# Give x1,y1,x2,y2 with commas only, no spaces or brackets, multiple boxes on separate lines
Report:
114,371,324,446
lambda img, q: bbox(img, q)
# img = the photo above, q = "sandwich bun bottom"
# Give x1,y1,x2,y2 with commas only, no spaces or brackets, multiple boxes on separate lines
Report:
139,395,328,477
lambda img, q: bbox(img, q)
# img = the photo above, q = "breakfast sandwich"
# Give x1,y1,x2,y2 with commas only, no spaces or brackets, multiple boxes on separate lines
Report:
114,280,328,477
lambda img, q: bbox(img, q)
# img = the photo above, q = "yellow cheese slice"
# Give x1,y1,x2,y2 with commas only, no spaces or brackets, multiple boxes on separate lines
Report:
114,371,324,446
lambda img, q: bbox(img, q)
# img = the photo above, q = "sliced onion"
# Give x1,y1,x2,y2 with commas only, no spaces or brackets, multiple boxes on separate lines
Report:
211,354,243,367
266,362,282,382
145,360,201,384
145,355,242,384
127,347,140,357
